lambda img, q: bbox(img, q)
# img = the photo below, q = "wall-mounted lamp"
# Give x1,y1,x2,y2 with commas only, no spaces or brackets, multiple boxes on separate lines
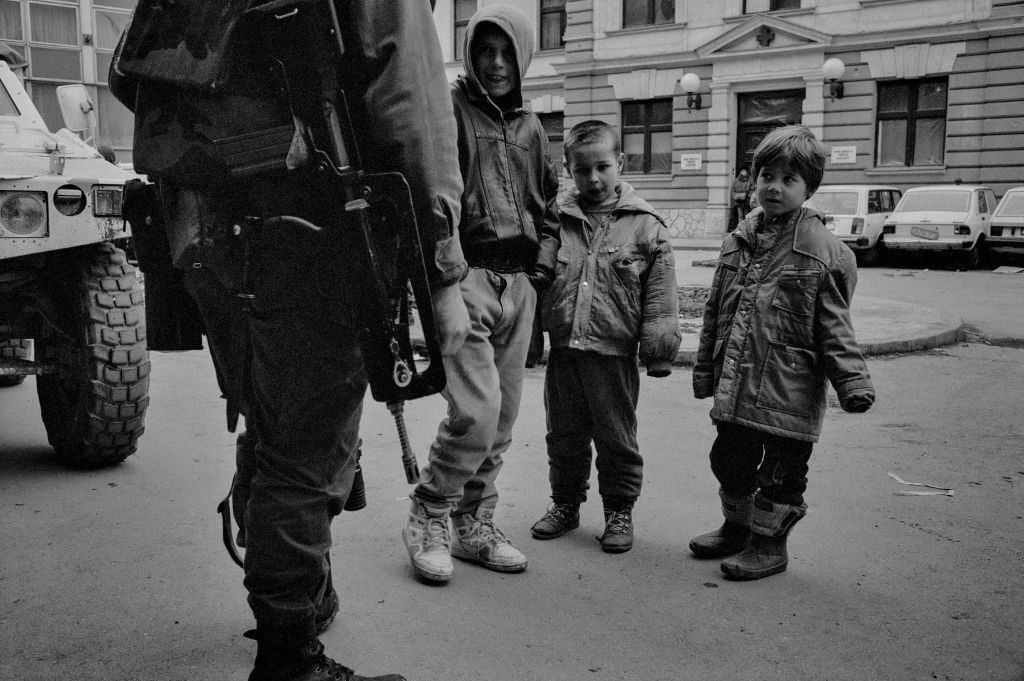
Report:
823,57,845,100
680,72,702,112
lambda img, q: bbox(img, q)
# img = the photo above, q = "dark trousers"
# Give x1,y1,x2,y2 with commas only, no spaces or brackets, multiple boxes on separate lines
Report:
543,348,642,510
709,422,813,506
185,240,365,631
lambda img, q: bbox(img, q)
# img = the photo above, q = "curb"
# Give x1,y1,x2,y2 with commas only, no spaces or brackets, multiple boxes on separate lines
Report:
670,320,966,367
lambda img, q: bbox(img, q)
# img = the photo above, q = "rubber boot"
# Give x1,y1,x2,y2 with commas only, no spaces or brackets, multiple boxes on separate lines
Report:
688,490,754,559
720,497,806,581
249,623,406,681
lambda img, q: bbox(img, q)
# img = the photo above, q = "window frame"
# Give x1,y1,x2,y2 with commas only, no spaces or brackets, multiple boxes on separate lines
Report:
621,98,674,176
539,0,566,51
454,0,475,62
874,77,948,168
742,0,801,12
622,0,674,29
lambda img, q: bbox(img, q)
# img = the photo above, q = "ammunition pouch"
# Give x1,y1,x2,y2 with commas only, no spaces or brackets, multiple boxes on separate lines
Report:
122,178,205,351
113,0,296,187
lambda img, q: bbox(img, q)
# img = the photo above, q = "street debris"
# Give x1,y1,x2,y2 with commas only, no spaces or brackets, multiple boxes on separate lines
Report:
992,266,1024,274
888,472,954,496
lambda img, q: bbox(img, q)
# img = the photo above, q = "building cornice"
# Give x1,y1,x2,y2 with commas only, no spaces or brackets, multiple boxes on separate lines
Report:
556,16,1024,79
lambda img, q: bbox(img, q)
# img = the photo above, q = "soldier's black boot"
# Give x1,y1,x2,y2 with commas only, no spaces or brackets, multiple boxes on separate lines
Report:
249,624,406,681
688,490,754,559
720,497,806,581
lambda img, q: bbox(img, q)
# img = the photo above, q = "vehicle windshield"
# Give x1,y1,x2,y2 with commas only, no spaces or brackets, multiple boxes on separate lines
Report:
0,80,20,116
806,191,858,216
994,192,1024,218
896,190,970,213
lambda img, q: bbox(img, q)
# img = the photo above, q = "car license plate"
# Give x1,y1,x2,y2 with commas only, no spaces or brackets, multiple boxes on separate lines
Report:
911,225,939,240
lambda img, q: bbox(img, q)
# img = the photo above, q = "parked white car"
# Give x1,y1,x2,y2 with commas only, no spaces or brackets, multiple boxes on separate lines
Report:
881,184,997,269
988,186,1024,258
804,185,902,265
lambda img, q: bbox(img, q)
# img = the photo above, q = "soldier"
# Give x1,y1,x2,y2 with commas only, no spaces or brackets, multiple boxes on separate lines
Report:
110,2,470,680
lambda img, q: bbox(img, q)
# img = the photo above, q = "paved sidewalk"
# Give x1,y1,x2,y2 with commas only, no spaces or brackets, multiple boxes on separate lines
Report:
670,235,965,365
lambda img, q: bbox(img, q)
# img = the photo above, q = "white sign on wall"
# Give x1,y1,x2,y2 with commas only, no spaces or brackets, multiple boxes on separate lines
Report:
830,146,857,164
680,153,702,171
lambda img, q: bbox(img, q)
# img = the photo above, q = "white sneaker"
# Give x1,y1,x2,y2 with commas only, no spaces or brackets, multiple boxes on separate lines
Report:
402,499,453,583
451,507,527,573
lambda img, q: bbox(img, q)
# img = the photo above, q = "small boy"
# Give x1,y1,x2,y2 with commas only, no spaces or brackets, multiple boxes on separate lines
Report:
530,120,680,553
689,125,875,580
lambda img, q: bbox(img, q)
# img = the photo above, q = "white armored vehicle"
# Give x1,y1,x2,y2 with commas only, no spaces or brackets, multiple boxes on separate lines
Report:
0,60,149,466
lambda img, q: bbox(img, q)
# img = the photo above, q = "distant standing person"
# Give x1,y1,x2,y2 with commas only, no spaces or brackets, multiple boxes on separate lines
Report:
530,119,680,554
401,4,560,584
730,168,751,229
689,125,875,581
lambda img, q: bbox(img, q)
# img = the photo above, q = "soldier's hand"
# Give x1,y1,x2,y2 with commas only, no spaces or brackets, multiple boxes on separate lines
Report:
431,284,470,357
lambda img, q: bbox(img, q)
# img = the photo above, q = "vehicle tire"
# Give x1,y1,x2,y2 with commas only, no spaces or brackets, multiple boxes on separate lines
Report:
956,238,983,271
858,241,882,267
0,339,32,387
35,243,150,467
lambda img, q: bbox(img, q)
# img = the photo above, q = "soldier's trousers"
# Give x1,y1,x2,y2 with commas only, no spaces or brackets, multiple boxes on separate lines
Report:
184,237,365,631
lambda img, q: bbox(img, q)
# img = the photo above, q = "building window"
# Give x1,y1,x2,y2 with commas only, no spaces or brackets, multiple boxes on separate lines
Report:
540,0,565,50
538,112,564,178
454,0,475,62
1,1,82,130
94,4,133,154
743,0,800,12
623,0,674,28
876,78,947,167
622,99,673,175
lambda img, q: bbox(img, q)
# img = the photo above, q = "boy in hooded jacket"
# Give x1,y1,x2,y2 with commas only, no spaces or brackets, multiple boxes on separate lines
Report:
402,4,560,583
689,125,875,581
530,120,680,553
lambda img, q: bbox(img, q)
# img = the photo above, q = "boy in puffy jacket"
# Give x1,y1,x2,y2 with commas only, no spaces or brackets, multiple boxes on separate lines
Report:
530,120,680,553
689,125,875,580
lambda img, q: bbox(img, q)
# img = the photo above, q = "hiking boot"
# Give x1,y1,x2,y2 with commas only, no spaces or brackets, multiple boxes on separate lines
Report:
530,502,580,539
401,499,453,583
688,521,751,559
599,509,633,554
249,637,406,681
451,507,528,573
720,533,789,581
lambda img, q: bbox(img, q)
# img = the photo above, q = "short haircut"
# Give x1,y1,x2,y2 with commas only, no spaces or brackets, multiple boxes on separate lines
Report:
564,119,620,162
751,125,827,193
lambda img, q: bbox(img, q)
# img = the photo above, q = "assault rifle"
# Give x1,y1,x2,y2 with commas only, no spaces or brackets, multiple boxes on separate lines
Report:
247,0,446,484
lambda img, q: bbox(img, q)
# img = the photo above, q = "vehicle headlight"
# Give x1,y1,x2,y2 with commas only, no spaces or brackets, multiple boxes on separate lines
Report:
0,191,48,237
54,185,87,216
93,185,124,217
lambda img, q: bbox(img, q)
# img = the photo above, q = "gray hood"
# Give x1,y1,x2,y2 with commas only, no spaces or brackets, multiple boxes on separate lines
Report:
462,4,534,101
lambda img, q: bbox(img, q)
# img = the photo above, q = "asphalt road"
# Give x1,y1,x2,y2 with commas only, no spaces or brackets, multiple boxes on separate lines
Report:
1,263,1023,681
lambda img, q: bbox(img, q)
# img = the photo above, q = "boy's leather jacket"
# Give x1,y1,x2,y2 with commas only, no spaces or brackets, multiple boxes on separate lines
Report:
693,207,875,442
450,4,559,288
541,183,680,373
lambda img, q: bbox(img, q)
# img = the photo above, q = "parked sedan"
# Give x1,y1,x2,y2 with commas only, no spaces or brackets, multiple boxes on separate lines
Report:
988,186,1024,258
881,184,997,269
804,185,902,265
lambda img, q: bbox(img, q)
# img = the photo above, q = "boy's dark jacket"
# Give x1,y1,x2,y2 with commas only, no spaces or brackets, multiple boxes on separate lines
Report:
451,4,560,288
542,182,680,375
693,206,875,442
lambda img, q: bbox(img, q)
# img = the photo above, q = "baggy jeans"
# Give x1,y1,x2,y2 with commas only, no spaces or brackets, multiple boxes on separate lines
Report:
413,267,536,515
